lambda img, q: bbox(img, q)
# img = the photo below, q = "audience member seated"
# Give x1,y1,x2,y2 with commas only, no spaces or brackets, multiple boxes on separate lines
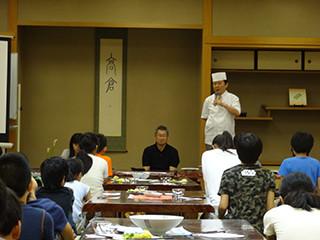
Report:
28,177,74,239
218,132,275,233
61,133,83,159
36,156,75,229
79,132,108,197
96,133,113,176
264,172,320,240
279,132,320,190
0,180,21,240
65,158,91,227
201,131,241,207
0,153,54,240
142,125,180,171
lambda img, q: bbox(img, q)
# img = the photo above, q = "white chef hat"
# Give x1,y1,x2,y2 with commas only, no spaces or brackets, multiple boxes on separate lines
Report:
211,72,227,82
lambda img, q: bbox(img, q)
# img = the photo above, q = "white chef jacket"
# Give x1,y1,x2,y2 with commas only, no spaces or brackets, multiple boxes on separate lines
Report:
201,90,241,145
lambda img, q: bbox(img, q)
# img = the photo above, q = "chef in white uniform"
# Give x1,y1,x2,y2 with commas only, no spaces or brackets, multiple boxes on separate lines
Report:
201,72,241,150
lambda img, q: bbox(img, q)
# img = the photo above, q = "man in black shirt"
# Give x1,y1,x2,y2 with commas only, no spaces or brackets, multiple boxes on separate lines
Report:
142,125,180,171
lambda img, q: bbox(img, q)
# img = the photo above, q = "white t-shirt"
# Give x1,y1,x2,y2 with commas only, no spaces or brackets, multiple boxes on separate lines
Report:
201,148,241,205
61,148,70,159
65,180,90,224
264,204,320,240
81,154,108,197
201,91,241,145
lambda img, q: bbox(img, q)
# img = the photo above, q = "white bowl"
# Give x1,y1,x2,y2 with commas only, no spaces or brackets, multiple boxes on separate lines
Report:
129,215,184,235
132,171,150,179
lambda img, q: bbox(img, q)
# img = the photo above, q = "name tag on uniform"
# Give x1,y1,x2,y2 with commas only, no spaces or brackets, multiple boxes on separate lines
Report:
241,169,256,177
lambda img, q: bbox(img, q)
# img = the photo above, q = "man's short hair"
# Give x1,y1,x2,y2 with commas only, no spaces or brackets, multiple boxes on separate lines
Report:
96,133,108,153
40,157,69,190
236,132,262,165
291,132,314,155
79,132,99,154
155,125,169,135
0,180,22,237
0,152,31,198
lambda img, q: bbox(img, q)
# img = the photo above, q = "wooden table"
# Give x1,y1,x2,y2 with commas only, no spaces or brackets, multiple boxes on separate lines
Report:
81,218,266,239
83,191,213,218
103,178,201,191
177,169,203,184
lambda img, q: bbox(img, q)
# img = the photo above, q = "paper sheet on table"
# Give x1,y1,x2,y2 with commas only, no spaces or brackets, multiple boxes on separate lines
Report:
116,225,144,234
180,196,203,201
195,233,244,238
166,227,192,236
85,234,106,239
103,192,121,196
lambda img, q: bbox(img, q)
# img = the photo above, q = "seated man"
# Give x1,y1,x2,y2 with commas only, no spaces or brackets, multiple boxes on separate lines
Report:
142,125,180,171
218,132,275,233
0,153,54,240
279,131,320,190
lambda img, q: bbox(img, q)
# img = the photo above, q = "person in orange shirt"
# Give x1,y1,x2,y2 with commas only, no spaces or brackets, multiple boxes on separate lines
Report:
96,134,113,176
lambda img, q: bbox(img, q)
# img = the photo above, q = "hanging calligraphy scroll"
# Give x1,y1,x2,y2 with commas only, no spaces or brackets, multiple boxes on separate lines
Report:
96,30,127,151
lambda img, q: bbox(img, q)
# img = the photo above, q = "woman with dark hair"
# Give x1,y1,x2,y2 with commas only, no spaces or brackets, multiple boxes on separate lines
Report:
264,172,320,240
201,131,241,207
212,131,234,151
61,133,83,159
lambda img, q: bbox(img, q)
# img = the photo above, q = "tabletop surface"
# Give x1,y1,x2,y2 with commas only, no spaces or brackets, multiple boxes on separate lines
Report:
81,218,266,240
83,191,214,214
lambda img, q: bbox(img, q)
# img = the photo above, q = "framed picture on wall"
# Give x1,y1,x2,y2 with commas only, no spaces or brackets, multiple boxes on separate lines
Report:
289,88,307,106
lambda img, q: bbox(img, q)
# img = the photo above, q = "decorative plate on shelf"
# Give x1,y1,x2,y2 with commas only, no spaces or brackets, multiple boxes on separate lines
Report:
289,88,307,106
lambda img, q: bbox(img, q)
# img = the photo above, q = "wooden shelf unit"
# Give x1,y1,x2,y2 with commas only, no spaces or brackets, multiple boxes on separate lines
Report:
264,106,320,111
235,106,320,121
263,106,320,117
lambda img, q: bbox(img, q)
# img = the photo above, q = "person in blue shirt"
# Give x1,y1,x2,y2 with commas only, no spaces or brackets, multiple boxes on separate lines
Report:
28,177,75,239
0,179,21,240
0,153,54,240
279,132,320,190
36,157,75,230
